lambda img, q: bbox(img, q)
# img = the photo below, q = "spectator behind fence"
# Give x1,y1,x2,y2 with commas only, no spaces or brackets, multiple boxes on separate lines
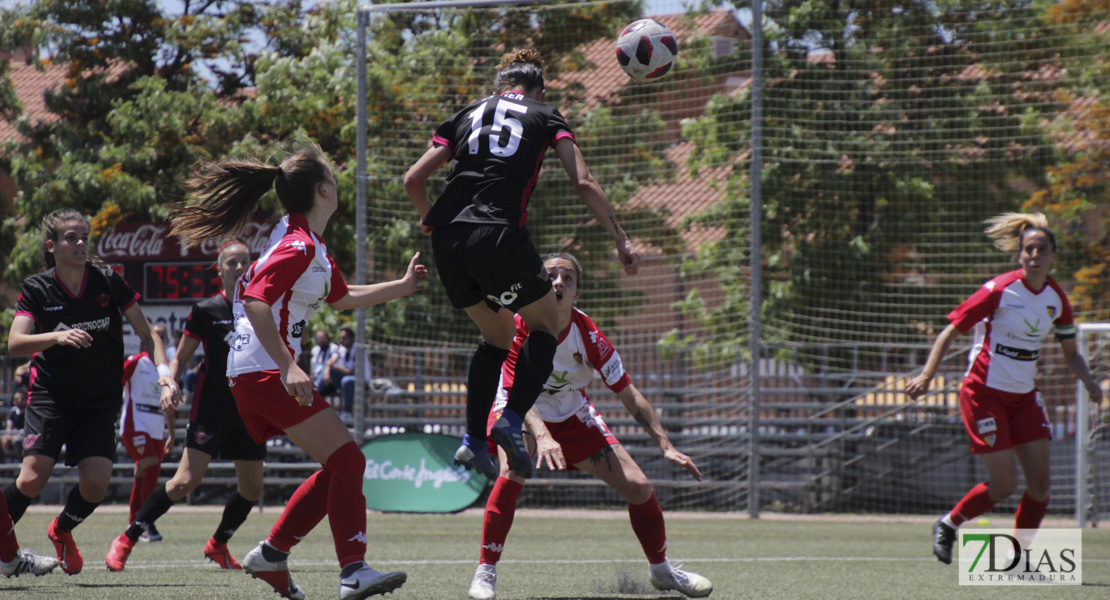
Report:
310,329,340,398
13,360,31,391
1,390,27,455
153,324,175,362
327,327,372,421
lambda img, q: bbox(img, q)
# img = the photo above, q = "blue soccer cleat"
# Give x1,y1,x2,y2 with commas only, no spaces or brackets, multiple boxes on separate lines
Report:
454,433,498,478
490,409,533,479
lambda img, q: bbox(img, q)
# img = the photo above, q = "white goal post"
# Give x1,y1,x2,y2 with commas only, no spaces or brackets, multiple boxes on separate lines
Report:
1076,323,1110,528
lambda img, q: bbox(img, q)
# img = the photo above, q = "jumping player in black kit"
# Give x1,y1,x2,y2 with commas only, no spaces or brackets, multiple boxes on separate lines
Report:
107,240,267,571
3,208,174,575
405,49,640,479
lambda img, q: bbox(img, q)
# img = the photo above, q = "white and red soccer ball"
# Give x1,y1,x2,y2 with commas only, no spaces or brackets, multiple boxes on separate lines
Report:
615,19,678,81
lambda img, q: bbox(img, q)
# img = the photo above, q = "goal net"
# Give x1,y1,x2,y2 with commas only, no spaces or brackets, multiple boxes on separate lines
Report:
354,0,1110,513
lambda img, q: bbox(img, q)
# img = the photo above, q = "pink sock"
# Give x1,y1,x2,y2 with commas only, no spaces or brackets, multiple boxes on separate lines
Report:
269,469,330,552
480,477,523,565
1015,492,1049,530
628,492,667,564
0,490,19,561
324,442,367,568
949,482,997,527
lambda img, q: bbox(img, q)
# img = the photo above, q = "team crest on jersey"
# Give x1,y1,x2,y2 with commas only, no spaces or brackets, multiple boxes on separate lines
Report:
98,293,111,307
1047,305,1057,319
23,434,39,448
573,351,583,364
984,434,997,447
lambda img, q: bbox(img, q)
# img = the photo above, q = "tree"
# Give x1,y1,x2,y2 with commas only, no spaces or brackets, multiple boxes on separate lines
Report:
681,0,1079,370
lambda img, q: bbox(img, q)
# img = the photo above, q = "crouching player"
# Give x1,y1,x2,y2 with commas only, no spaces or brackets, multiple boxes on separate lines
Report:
468,253,712,600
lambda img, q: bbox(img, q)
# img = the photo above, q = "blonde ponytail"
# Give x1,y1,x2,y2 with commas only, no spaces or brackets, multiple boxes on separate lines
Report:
983,212,1053,254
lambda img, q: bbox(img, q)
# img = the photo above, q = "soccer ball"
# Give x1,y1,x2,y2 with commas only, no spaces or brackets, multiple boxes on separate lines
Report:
615,19,678,81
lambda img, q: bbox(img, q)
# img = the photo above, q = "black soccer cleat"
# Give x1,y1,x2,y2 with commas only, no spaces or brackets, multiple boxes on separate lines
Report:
932,518,956,565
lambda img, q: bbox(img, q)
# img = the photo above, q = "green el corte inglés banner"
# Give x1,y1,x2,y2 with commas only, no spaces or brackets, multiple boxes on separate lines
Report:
360,432,486,513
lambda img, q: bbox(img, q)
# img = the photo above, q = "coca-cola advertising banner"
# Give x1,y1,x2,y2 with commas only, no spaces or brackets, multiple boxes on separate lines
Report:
98,221,275,261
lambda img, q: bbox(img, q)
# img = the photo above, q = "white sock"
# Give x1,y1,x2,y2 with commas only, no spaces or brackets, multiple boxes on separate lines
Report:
649,559,672,580
941,514,957,529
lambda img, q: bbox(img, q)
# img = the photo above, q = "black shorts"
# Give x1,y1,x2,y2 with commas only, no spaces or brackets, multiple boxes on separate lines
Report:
185,393,267,461
23,393,120,466
432,223,552,312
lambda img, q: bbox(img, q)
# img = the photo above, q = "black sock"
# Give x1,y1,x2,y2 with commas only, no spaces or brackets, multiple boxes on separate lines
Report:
213,493,255,544
2,482,33,524
261,541,288,562
55,486,100,531
466,341,509,439
503,330,557,416
125,484,176,542
341,561,365,578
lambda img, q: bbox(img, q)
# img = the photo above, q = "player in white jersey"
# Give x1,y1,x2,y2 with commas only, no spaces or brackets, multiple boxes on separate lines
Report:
166,141,427,600
467,254,711,600
118,353,175,538
905,213,1103,565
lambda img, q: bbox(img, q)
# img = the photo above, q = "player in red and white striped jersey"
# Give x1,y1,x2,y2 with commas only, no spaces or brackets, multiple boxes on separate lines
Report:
118,352,175,535
468,254,711,600
906,212,1103,565
162,142,426,600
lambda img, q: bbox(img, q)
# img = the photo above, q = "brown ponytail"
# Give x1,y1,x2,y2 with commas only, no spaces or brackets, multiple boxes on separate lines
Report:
169,143,332,248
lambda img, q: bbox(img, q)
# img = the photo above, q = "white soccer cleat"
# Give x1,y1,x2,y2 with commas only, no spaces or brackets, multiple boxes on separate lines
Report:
1,548,60,578
468,563,497,600
650,564,713,598
338,563,407,599
242,542,306,600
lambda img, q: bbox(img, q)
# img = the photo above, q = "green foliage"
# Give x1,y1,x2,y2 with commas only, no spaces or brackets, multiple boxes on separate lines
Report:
680,0,1076,369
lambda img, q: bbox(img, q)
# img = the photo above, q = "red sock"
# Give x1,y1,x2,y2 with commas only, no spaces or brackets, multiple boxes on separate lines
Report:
0,490,19,561
949,482,997,527
480,477,523,565
628,492,667,564
130,463,162,523
1015,492,1049,531
324,442,367,568
269,469,330,552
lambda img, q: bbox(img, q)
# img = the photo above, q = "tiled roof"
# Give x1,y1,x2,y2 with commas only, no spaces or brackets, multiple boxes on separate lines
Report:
0,54,67,143
1,51,129,144
624,140,735,252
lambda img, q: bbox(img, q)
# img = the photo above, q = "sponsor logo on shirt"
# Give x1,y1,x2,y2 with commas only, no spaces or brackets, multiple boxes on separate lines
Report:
994,343,1039,361
977,417,997,434
312,266,327,273
232,334,251,351
292,320,305,338
44,305,64,311
601,357,623,383
1022,317,1041,336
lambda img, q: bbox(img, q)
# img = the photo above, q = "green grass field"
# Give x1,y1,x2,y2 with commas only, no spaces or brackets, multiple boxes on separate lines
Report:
2,506,1108,599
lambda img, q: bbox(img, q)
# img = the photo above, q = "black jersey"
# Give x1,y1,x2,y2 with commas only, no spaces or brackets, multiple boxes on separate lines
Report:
424,90,575,229
181,291,237,410
15,264,140,402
